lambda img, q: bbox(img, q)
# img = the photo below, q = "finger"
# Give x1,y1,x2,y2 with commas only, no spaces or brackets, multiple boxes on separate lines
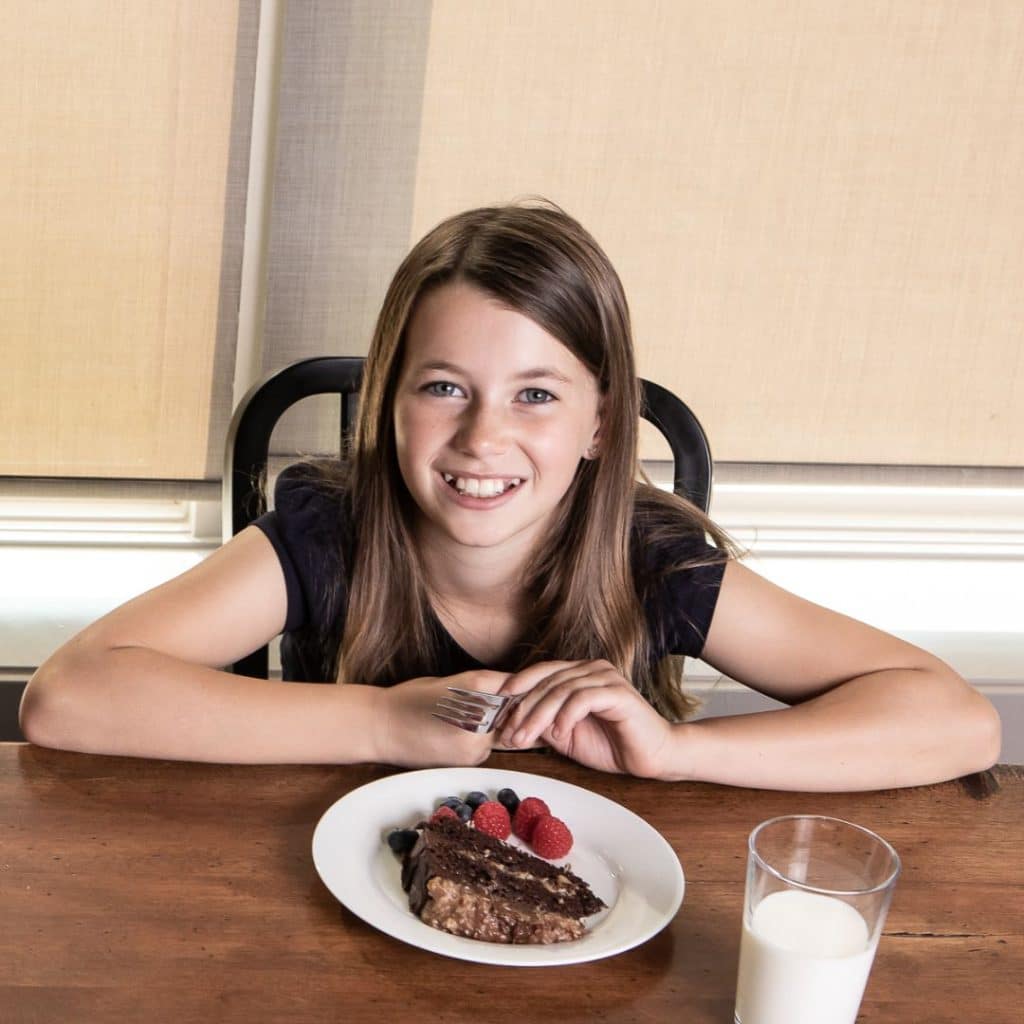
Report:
517,663,639,746
507,660,619,709
546,684,641,741
500,663,608,737
504,672,625,747
498,660,581,696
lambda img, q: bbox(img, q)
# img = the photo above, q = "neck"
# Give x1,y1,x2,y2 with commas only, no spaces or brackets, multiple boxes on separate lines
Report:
416,528,531,611
413,524,536,664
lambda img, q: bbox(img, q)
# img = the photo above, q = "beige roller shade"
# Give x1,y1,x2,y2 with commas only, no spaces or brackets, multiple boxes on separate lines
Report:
407,0,1023,466
18,2,1013,481
0,2,249,482
260,0,433,458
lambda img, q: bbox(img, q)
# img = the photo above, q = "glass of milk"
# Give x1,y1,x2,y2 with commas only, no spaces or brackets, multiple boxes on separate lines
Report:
733,815,900,1024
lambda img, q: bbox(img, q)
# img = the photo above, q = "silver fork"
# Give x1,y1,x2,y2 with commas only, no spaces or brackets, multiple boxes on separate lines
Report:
431,687,524,735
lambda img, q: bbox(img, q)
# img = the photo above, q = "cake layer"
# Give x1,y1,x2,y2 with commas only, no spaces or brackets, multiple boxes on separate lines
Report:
401,817,605,944
420,876,585,943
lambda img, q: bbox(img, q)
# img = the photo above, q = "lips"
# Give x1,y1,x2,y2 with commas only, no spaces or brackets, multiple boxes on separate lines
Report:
441,472,523,498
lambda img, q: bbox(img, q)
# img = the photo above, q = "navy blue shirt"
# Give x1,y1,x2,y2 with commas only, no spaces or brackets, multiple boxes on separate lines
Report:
253,465,726,682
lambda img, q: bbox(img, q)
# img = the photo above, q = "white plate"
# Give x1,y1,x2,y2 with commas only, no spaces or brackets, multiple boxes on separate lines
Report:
311,767,685,966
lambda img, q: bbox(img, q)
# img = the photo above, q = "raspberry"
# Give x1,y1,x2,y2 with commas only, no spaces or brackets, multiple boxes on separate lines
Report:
530,814,573,859
511,796,551,840
472,800,511,839
429,805,459,825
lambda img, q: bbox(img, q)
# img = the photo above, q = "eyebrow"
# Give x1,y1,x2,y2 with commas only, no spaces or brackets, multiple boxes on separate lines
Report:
413,360,574,384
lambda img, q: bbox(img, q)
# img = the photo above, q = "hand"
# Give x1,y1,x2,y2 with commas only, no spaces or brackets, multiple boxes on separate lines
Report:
374,670,509,768
497,660,675,778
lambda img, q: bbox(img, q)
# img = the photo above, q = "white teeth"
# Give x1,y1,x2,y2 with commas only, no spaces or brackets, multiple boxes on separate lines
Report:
443,474,522,497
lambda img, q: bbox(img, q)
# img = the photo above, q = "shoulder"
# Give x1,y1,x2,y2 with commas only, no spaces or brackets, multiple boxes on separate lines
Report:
270,458,355,563
630,486,730,657
252,460,354,634
630,486,728,572
272,460,350,522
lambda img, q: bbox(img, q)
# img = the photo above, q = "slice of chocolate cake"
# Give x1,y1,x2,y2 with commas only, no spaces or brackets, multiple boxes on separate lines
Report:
400,817,606,944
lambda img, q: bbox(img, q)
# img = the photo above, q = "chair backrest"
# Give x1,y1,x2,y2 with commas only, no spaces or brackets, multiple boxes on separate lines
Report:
223,356,712,677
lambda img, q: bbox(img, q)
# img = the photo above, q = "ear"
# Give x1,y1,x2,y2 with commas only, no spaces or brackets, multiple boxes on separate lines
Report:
583,400,603,460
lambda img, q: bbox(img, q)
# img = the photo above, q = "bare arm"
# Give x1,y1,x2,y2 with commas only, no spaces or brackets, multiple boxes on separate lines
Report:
19,527,496,766
665,561,1002,790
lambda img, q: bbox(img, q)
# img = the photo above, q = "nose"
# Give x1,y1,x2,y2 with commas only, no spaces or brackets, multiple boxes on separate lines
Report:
454,399,509,457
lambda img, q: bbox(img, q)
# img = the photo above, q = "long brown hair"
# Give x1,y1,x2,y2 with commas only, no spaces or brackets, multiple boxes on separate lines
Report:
332,199,733,718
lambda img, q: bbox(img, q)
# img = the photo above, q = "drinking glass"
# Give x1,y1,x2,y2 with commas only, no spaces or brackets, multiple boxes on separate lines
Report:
734,814,901,1024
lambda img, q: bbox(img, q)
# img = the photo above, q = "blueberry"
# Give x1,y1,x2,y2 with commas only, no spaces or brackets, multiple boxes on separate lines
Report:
386,829,419,855
464,791,488,810
497,788,520,815
438,796,473,821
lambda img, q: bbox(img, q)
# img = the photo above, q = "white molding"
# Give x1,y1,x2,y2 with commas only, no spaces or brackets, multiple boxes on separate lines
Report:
710,482,1024,558
715,485,1023,637
645,463,1024,554
0,498,221,547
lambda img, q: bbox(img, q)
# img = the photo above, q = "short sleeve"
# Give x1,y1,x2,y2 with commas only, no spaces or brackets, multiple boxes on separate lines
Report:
635,528,727,660
251,464,349,634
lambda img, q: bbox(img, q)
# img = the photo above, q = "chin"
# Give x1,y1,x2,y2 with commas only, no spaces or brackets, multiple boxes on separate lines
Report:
438,513,541,551
443,525,521,549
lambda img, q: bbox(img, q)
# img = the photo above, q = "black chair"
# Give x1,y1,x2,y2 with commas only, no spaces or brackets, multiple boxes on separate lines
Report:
223,356,712,678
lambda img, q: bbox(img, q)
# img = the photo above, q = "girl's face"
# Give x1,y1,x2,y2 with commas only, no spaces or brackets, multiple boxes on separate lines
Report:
393,281,602,560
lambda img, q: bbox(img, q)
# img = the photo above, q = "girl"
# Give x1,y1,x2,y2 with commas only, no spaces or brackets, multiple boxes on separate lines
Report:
20,201,1000,790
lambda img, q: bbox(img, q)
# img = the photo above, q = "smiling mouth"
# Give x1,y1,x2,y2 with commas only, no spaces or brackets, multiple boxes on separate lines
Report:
441,473,523,498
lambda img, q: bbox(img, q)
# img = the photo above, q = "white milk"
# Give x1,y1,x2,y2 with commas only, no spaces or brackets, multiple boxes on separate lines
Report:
734,889,876,1024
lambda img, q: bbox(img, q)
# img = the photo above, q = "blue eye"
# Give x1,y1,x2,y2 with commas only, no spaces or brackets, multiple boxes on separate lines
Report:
519,388,555,404
424,381,464,398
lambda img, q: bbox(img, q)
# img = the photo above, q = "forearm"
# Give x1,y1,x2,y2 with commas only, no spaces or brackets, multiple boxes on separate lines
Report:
20,645,383,765
661,668,1001,791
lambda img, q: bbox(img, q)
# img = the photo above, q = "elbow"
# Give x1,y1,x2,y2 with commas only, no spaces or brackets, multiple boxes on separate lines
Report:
19,653,97,752
968,692,1002,773
898,660,1003,783
932,666,1003,776
19,665,63,749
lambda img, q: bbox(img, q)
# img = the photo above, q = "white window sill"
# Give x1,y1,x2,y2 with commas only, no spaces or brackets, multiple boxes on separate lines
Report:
2,476,1021,759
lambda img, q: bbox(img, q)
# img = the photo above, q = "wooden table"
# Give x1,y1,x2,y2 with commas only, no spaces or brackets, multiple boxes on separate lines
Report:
2,745,1020,1023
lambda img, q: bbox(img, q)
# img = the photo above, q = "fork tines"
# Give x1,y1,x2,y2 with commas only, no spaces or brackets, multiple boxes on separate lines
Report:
431,687,518,735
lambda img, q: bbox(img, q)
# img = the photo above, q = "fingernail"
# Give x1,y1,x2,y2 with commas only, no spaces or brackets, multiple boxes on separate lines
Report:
512,730,526,746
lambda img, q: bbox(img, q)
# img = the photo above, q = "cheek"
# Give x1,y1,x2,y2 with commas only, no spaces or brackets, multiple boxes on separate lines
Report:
393,402,448,465
393,397,427,447
528,429,584,479
391,403,420,477
538,406,598,458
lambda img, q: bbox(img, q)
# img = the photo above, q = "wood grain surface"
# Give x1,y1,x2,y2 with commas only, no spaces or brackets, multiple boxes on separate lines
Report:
1,745,1020,1023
